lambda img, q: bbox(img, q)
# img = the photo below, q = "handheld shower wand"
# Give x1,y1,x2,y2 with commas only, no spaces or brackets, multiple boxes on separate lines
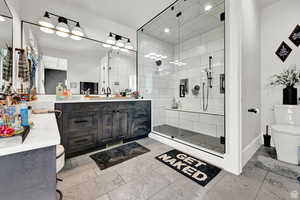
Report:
202,56,213,111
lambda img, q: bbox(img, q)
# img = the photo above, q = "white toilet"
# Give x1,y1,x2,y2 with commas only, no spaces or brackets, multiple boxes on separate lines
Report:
271,105,300,165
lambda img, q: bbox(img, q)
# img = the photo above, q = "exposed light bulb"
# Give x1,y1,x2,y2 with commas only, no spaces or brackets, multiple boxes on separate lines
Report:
56,31,69,38
70,35,82,40
0,16,6,22
38,12,54,28
120,48,129,53
112,46,120,50
72,22,84,36
125,41,133,49
40,27,54,34
102,43,112,48
116,40,125,47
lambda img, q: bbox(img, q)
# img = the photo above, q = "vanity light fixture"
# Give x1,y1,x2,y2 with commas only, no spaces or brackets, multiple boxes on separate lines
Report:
102,43,112,48
70,35,82,40
125,39,134,50
38,11,85,40
56,17,70,34
103,32,134,53
40,27,55,34
38,12,54,28
204,4,213,11
0,15,6,22
106,33,116,45
71,22,84,37
112,46,120,50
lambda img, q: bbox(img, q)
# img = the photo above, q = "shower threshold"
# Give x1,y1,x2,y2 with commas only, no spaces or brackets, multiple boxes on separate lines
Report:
153,124,225,154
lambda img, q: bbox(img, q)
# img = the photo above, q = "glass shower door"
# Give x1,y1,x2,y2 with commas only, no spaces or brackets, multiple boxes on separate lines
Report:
138,0,225,154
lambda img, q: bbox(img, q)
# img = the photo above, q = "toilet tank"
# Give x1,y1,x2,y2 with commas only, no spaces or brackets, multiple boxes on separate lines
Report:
274,105,300,125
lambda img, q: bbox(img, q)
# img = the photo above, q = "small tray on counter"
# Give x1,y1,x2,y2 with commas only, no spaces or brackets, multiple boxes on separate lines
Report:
0,126,30,146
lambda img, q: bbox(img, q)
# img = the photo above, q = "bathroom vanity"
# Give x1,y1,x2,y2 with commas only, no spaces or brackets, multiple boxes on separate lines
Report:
55,99,151,157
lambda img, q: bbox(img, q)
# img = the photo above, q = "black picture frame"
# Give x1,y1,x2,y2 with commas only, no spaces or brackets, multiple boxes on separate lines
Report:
289,24,300,47
275,41,292,62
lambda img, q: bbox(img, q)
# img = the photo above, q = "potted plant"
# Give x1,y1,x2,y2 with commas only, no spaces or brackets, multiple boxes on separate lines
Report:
270,66,300,105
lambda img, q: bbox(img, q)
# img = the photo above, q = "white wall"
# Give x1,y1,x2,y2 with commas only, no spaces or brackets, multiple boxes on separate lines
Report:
240,0,262,166
261,0,300,138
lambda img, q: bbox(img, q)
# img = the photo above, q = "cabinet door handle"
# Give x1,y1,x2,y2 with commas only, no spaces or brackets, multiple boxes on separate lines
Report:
117,110,120,113
74,138,89,143
74,120,88,124
112,110,116,113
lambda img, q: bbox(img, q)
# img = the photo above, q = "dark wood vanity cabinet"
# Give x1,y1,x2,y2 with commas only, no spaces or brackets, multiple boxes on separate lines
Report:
55,100,151,157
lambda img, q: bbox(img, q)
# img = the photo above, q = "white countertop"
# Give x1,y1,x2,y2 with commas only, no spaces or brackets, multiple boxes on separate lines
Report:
0,113,60,157
55,98,152,104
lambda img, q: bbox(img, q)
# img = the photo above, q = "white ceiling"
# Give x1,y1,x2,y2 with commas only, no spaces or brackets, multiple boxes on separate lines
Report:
141,0,224,44
257,0,280,9
13,0,175,29
0,0,11,17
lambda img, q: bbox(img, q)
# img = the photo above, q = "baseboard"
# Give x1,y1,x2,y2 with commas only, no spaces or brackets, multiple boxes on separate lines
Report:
242,135,261,167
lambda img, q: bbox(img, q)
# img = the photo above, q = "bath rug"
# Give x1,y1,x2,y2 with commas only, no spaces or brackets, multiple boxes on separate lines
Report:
90,142,150,170
156,149,221,186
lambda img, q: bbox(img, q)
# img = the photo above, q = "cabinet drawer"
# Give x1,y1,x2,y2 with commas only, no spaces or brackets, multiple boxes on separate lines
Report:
68,129,97,139
64,112,97,132
68,135,96,153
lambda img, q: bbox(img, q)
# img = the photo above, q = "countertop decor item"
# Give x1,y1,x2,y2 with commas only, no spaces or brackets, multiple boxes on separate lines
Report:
270,66,300,105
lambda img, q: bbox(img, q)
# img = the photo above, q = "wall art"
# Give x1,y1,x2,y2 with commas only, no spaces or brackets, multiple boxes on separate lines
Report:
289,24,300,47
275,41,292,62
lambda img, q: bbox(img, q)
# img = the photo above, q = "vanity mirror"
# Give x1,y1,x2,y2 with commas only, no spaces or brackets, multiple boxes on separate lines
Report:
0,0,13,90
21,21,136,96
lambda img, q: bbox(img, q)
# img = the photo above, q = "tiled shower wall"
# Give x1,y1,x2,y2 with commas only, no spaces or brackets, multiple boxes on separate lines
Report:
138,33,175,127
138,25,225,137
172,25,225,115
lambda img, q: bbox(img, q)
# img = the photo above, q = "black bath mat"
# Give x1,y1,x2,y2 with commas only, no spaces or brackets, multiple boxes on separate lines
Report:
156,149,221,186
90,142,150,170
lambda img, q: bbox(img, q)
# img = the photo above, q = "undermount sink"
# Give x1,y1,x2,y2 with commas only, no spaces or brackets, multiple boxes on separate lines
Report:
84,95,133,100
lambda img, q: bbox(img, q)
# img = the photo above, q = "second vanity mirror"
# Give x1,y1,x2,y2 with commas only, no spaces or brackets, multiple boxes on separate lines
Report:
0,0,13,90
21,22,136,96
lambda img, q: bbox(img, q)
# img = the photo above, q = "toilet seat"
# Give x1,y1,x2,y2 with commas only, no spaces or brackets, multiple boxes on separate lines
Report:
271,124,300,136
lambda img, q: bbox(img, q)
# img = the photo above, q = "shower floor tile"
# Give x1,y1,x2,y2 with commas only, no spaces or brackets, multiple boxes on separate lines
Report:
153,124,225,154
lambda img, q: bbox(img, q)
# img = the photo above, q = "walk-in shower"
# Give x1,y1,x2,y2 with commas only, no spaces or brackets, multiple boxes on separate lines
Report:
137,0,225,154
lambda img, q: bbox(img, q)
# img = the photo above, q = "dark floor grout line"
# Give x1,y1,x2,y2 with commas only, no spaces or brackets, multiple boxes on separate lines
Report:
254,171,269,200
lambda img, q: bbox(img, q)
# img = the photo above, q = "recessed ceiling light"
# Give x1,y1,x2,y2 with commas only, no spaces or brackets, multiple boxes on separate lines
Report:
204,4,213,11
164,28,170,33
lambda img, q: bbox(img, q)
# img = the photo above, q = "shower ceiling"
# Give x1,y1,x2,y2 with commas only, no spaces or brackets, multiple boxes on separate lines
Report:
141,0,224,45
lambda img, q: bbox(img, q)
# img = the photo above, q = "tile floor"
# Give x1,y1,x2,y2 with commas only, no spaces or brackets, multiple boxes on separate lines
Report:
58,138,300,200
153,124,225,154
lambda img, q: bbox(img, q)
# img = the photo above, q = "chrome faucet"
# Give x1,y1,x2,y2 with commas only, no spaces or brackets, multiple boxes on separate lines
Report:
102,87,112,97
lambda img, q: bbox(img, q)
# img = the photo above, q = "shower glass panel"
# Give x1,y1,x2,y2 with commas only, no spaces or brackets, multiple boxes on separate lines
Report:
137,0,225,154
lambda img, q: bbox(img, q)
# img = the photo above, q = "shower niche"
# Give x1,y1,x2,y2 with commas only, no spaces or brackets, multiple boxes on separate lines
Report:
137,0,225,154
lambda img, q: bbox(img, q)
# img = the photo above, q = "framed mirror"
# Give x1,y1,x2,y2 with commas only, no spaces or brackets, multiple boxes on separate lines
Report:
0,0,13,91
21,21,137,96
